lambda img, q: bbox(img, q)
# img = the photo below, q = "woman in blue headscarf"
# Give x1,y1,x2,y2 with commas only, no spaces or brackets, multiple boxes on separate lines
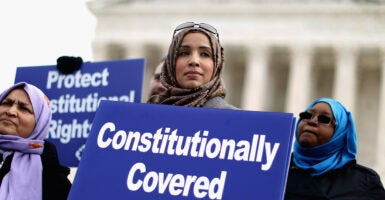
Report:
285,97,385,199
0,82,71,200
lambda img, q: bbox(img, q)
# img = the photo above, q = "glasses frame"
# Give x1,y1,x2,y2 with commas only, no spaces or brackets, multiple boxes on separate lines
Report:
299,111,336,126
173,22,220,40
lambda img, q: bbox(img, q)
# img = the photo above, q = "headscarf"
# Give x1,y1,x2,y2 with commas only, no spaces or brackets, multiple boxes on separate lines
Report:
147,24,226,107
293,97,357,176
0,82,51,200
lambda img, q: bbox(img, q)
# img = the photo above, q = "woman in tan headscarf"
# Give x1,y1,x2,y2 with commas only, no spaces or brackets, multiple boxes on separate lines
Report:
148,22,236,109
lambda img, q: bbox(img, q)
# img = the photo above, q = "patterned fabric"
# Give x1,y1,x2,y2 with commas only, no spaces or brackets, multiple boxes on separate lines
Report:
0,82,52,200
293,97,357,176
148,25,226,107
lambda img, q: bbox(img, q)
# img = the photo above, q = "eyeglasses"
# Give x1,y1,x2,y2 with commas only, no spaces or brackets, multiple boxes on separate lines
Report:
299,111,335,126
173,22,219,38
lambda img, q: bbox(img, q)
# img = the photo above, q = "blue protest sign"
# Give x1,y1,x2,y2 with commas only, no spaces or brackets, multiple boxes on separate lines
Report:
69,100,295,200
14,58,145,166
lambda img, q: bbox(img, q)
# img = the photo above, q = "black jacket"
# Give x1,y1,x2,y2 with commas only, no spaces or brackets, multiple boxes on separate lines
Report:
0,141,72,200
285,158,385,200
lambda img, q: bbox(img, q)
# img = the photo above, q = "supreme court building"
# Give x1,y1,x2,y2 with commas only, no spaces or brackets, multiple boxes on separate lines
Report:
87,0,385,181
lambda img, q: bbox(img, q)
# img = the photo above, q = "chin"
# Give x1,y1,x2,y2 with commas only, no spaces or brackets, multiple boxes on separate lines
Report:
182,83,201,89
298,138,317,148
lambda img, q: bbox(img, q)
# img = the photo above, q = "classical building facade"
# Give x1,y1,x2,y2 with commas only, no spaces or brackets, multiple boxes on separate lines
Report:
87,0,385,180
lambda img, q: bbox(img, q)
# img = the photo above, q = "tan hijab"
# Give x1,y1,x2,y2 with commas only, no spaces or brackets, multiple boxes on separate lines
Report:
148,26,226,107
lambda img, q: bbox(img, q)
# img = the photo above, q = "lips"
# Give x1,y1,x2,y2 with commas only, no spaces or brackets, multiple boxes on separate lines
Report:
300,128,317,136
184,71,202,77
0,118,16,126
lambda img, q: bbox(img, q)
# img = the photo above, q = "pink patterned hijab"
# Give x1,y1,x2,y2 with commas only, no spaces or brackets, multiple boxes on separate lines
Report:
0,82,51,200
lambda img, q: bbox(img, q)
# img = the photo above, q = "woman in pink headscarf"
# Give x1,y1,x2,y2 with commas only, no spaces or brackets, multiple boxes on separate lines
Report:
0,82,71,200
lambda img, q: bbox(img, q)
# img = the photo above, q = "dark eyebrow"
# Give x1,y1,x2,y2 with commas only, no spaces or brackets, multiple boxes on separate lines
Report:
179,44,211,49
18,101,31,107
3,97,12,101
178,45,190,49
199,46,212,51
3,97,32,109
2,97,14,103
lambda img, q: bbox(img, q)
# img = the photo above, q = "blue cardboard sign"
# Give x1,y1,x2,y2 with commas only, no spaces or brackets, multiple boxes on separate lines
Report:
14,58,145,166
69,101,295,199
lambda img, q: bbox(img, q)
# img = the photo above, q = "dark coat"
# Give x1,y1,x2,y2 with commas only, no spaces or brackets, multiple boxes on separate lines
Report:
285,158,385,200
0,141,71,200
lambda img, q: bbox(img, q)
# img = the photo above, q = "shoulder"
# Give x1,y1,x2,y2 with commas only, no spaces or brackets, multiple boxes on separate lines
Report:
285,159,385,199
343,162,385,198
353,163,381,175
203,96,238,109
43,140,57,152
347,162,384,184
42,140,60,162
42,140,72,200
41,140,70,175
342,161,381,178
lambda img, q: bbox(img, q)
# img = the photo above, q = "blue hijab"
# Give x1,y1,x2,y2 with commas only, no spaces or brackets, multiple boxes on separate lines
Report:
293,97,357,176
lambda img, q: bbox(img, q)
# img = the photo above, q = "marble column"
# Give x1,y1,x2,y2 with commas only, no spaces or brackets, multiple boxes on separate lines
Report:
285,45,313,115
333,46,358,115
241,45,268,111
92,42,110,61
125,43,145,59
376,48,385,181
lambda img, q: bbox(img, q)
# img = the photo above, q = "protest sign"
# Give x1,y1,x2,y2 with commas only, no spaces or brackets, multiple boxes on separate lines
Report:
14,58,145,166
69,100,295,199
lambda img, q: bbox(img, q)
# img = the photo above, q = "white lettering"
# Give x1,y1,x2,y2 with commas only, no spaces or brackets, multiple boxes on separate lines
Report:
49,92,134,114
47,119,92,144
126,162,145,191
46,68,109,89
262,142,280,171
96,123,281,171
126,162,226,199
97,122,115,148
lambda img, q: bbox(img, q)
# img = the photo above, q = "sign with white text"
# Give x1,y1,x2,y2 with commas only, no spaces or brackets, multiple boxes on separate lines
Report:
69,101,295,199
14,58,145,166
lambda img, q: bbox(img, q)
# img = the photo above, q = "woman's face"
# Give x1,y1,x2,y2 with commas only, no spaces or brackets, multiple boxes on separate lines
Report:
297,102,335,148
0,88,36,138
149,61,167,97
175,32,214,89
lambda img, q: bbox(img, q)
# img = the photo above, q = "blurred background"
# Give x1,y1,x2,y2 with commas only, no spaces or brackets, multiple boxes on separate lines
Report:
0,0,96,92
1,0,384,182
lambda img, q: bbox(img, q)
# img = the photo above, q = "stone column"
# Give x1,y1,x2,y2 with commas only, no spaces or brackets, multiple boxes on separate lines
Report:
125,42,145,59
241,45,268,111
92,41,110,61
285,45,313,115
376,48,385,182
333,46,358,114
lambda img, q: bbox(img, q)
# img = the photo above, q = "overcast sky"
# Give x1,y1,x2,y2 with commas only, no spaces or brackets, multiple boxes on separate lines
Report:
0,0,96,92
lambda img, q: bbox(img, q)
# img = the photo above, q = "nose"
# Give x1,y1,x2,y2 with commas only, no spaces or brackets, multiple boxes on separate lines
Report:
188,52,200,67
307,115,318,125
6,105,18,117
